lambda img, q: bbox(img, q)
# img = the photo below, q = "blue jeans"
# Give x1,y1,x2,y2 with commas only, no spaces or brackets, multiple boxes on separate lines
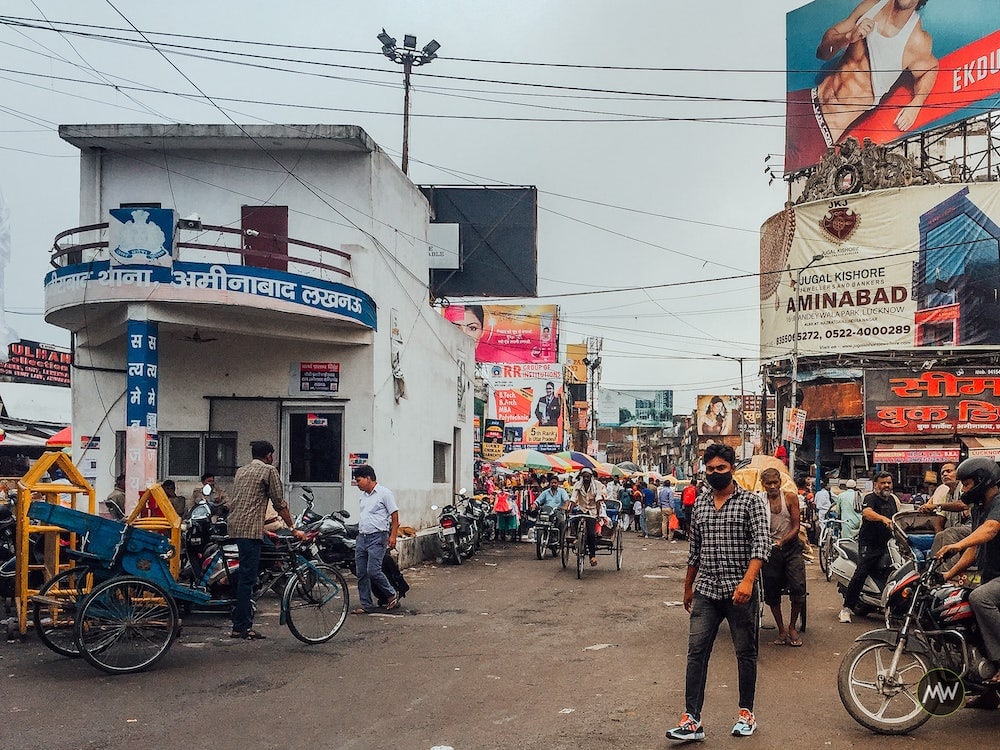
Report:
356,531,396,608
638,509,647,535
232,537,262,633
684,590,760,718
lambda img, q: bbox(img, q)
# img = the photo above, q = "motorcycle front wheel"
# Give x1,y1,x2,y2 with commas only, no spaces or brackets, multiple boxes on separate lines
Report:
837,639,933,735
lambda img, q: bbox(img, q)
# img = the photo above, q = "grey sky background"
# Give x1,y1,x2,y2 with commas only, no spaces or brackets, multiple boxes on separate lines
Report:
0,1,806,412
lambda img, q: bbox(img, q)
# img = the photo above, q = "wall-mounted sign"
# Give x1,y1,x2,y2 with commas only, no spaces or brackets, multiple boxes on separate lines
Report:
109,208,177,266
300,362,339,393
865,367,1000,435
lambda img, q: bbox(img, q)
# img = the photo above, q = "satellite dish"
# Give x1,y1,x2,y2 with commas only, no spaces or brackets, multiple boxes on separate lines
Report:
181,329,218,343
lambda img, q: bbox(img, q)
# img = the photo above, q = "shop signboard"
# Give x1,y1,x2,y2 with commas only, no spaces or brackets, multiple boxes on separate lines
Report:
442,304,558,364
865,367,1000,434
785,0,1000,173
761,184,1000,358
0,340,71,386
481,418,505,461
486,363,563,451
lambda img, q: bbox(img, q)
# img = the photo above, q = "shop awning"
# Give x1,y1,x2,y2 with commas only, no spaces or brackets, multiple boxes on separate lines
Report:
961,437,1000,459
873,442,960,464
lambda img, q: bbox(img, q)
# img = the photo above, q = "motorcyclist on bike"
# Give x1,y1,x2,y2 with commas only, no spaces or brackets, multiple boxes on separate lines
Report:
937,457,1000,691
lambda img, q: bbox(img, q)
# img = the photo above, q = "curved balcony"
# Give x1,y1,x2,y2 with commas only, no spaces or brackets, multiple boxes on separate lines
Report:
44,221,376,343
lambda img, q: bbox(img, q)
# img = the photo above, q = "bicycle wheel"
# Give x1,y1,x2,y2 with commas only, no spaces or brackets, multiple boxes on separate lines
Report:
282,562,349,644
560,527,569,569
823,535,837,582
32,566,98,658
818,532,830,577
576,520,586,580
75,576,178,675
615,527,623,570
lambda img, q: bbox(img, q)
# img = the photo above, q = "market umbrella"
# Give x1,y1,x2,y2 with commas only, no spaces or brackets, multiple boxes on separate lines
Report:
600,462,629,478
616,461,641,474
46,425,72,447
554,451,606,472
495,449,573,472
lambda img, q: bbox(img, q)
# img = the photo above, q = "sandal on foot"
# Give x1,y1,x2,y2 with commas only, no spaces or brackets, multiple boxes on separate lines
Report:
772,634,788,646
383,596,400,611
590,557,598,567
231,629,266,640
787,635,803,647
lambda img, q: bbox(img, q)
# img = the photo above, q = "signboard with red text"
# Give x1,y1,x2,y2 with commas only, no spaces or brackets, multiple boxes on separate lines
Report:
865,367,1000,435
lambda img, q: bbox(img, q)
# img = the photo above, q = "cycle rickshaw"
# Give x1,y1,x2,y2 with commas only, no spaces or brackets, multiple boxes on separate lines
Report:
27,501,349,674
560,498,624,578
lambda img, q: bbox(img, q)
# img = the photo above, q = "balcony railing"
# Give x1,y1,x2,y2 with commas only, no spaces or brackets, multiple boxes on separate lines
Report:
51,223,351,278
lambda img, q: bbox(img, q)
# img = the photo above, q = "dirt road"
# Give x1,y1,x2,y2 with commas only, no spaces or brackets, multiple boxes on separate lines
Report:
5,532,1000,749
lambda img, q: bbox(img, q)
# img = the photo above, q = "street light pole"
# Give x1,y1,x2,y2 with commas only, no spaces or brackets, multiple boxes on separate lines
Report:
788,253,824,475
377,29,440,176
714,353,748,459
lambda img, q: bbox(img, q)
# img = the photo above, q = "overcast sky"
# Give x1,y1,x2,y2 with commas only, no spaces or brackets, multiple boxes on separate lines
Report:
0,1,807,412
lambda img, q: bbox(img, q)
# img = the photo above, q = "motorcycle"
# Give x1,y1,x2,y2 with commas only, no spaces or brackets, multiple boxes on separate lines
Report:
463,492,495,548
532,504,565,560
838,551,999,734
432,489,478,565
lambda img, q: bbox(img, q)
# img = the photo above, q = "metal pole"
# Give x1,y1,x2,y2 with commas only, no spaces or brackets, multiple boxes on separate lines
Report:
815,424,821,492
401,55,412,175
788,254,823,475
739,357,746,458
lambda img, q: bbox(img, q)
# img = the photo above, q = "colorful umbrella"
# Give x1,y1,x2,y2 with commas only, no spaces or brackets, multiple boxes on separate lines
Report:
616,461,641,473
495,449,572,472
555,451,605,471
46,425,72,447
600,462,629,478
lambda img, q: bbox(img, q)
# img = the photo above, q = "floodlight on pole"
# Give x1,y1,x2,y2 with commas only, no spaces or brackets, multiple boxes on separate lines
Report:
788,253,825,474
377,28,441,175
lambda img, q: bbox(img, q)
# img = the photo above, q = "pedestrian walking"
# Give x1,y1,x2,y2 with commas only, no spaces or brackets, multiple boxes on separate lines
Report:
352,464,400,614
666,444,770,741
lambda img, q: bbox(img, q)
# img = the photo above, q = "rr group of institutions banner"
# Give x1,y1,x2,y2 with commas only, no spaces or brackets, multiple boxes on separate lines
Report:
483,363,565,454
760,183,1000,359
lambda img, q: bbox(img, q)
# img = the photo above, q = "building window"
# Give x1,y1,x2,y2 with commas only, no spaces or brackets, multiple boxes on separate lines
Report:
433,441,450,484
162,432,237,479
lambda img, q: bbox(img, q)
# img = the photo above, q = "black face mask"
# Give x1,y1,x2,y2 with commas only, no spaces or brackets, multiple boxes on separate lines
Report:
706,471,733,491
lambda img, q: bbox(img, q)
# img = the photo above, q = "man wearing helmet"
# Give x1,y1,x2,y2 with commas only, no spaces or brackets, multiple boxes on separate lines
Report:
938,457,1000,685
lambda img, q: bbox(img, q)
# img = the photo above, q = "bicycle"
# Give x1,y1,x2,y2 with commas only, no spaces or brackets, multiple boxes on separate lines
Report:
817,517,845,582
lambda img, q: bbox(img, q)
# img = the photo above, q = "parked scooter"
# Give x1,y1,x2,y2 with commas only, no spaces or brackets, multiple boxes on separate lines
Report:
432,489,478,564
828,511,932,616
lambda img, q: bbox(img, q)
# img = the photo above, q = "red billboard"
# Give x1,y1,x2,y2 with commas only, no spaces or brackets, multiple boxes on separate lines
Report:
785,0,1000,173
865,367,1000,434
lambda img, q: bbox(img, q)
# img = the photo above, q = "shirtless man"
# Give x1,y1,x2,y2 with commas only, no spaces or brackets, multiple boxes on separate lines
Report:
786,0,938,172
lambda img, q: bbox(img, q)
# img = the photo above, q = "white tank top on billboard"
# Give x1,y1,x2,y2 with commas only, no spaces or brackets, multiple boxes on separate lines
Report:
862,0,921,103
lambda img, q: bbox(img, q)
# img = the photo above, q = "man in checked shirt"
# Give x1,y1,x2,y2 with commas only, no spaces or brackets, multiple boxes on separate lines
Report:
666,444,770,742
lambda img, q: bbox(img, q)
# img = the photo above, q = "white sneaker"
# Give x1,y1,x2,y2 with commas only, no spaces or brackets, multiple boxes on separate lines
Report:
838,607,852,623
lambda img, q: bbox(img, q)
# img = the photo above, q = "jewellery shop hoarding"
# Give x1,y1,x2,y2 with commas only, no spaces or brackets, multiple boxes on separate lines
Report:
864,367,1000,435
785,0,1000,173
485,363,564,452
760,183,1000,359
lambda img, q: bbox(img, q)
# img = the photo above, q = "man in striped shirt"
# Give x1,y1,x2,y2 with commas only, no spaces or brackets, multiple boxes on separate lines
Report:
666,444,770,742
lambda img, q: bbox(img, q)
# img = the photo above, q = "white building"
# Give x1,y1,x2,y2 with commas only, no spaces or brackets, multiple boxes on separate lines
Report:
44,123,474,537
